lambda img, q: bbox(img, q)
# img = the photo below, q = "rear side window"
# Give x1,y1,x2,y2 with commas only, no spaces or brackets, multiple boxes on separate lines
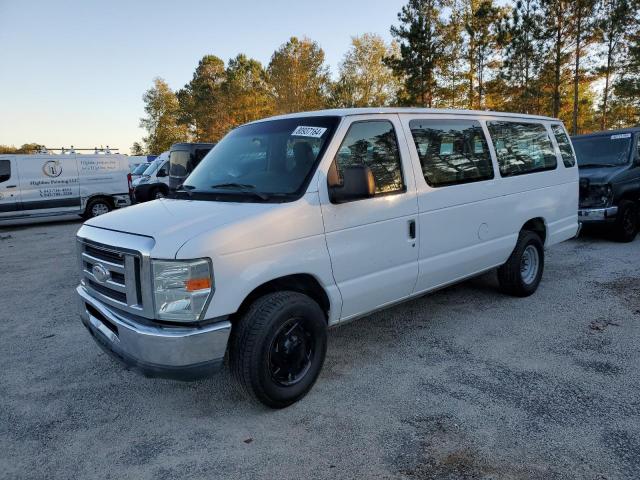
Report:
487,121,557,177
333,121,405,195
551,124,576,167
409,119,494,187
0,160,10,183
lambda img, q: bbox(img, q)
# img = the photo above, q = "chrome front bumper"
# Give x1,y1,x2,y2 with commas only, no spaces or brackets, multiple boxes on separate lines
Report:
78,286,231,380
578,206,618,222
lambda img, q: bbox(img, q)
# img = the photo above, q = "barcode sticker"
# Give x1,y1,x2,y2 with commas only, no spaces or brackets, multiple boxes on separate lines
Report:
611,133,631,139
292,126,327,138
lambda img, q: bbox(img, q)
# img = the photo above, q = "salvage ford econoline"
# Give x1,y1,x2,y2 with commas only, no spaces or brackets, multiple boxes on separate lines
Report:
76,108,579,408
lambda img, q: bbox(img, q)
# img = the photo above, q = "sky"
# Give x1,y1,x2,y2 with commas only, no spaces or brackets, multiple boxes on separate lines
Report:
0,0,406,153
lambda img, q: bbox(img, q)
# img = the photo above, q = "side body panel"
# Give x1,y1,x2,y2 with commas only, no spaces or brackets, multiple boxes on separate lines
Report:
0,156,20,217
398,113,578,295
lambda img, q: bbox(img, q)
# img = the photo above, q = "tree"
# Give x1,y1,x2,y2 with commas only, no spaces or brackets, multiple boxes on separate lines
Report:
500,0,546,113
177,55,226,141
464,0,504,109
0,143,43,154
221,54,274,130
439,0,468,108
597,0,635,129
139,77,189,154
331,33,401,107
130,142,144,155
388,0,448,107
540,0,573,117
611,25,640,127
267,37,331,114
570,0,598,134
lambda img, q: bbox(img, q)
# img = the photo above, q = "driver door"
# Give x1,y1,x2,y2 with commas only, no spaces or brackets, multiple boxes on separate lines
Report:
319,115,419,321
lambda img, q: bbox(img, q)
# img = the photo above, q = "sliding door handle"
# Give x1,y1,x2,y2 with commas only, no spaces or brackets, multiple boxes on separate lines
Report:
408,219,416,239
5,185,16,188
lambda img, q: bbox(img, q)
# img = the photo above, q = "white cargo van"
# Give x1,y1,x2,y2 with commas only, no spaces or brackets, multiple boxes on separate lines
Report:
0,153,131,221
76,108,579,408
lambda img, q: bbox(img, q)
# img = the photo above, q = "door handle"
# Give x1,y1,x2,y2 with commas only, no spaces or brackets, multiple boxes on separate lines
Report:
5,185,16,188
408,219,416,239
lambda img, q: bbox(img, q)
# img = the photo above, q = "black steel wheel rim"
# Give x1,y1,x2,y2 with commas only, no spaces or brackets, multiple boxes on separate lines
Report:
623,208,635,234
268,317,314,386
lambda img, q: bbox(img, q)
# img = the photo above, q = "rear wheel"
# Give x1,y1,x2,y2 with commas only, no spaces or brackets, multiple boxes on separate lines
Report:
612,200,638,243
229,291,327,408
83,198,112,219
497,230,544,297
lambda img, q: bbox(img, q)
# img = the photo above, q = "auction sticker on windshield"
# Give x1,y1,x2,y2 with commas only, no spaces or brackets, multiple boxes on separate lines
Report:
292,126,327,138
611,133,632,140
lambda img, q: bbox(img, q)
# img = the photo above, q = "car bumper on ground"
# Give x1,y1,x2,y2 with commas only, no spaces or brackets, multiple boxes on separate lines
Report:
77,286,231,381
578,206,618,223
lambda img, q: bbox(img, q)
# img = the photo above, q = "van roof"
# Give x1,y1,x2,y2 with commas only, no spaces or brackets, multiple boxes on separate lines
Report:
572,126,640,139
251,107,560,123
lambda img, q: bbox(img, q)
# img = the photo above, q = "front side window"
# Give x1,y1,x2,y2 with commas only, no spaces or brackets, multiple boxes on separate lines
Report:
551,124,576,167
182,116,340,202
332,120,404,195
487,121,557,177
0,160,10,183
157,161,169,176
409,119,494,187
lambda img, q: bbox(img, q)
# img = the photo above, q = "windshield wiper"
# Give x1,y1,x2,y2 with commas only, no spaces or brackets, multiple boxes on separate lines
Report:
174,185,195,198
210,183,270,200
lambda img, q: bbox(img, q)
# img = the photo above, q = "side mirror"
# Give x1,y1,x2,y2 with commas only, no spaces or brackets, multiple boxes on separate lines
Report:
328,165,376,203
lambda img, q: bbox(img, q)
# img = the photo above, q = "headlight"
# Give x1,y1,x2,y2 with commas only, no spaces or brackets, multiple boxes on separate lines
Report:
151,259,213,322
590,184,613,207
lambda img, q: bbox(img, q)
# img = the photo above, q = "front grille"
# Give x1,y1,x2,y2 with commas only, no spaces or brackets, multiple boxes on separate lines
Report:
79,240,145,314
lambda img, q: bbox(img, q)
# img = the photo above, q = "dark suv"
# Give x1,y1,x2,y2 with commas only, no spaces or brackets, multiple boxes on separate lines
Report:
572,128,640,242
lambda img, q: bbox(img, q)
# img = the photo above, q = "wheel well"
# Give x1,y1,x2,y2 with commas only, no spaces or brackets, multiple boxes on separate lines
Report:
232,274,330,323
522,217,546,244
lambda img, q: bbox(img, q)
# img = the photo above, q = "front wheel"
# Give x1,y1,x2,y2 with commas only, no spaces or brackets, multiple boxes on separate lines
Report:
497,231,544,297
229,291,327,408
613,200,638,243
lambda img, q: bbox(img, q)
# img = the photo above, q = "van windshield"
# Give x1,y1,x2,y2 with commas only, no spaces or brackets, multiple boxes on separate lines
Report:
572,134,632,167
142,159,162,176
132,163,149,175
181,116,340,202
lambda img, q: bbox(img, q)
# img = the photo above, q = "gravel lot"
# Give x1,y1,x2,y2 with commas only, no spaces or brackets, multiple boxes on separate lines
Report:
1,218,639,479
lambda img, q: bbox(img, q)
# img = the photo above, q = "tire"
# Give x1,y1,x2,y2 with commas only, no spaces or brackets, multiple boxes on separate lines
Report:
150,187,166,200
497,230,544,297
612,200,638,243
229,291,327,409
83,198,112,219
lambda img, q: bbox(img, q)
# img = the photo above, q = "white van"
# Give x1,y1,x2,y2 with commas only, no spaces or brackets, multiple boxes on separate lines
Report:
131,152,171,202
76,108,579,408
0,153,131,221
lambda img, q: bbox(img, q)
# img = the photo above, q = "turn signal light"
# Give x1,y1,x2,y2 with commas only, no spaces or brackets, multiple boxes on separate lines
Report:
184,278,212,291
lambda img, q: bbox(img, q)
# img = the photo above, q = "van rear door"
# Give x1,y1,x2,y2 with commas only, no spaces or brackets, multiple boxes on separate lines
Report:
0,157,20,217
19,154,81,214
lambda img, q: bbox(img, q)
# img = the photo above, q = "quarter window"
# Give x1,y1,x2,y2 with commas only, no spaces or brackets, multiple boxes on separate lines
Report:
551,124,576,167
409,119,494,187
487,121,558,176
333,121,405,195
0,160,10,183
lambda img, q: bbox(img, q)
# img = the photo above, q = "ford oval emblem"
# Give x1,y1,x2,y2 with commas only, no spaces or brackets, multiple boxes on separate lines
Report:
92,264,111,284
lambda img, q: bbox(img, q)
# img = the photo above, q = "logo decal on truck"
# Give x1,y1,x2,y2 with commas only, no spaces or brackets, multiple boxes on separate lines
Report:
42,160,63,178
91,264,111,284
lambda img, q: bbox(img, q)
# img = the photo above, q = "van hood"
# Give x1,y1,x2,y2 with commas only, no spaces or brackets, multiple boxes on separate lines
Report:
578,165,628,185
85,198,279,257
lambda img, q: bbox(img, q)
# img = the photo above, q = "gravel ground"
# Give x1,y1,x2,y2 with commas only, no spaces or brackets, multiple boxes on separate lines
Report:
1,218,639,480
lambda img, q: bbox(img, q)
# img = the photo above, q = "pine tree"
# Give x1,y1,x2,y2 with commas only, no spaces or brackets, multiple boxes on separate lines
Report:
387,0,447,107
